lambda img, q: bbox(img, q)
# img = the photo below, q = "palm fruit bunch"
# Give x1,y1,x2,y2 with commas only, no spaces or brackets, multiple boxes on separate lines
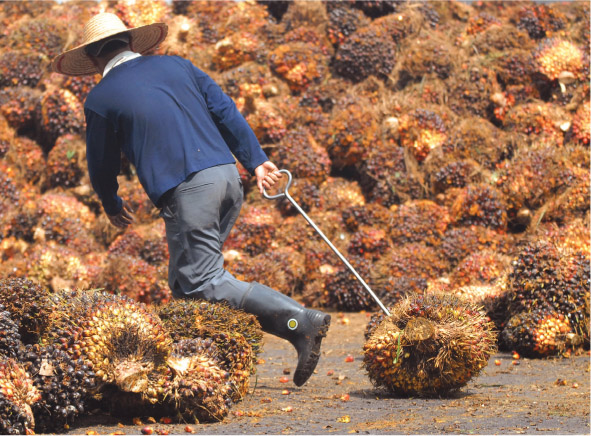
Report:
1,15,67,59
356,142,425,207
35,87,84,153
332,21,397,83
42,134,85,190
388,200,450,247
0,305,21,359
267,42,328,94
0,278,51,344
347,227,390,261
0,51,46,89
245,100,288,145
504,241,590,350
469,20,533,54
117,177,160,224
464,12,502,36
0,357,40,435
515,4,565,40
318,176,366,211
157,299,263,358
447,61,501,120
450,184,508,231
373,242,449,283
274,178,323,216
394,30,456,86
503,102,570,148
341,203,392,233
0,87,41,134
229,247,305,297
448,251,511,288
17,343,96,433
41,290,174,406
398,108,448,163
440,226,513,269
213,32,264,72
110,0,170,29
500,309,577,358
35,192,99,254
166,338,232,422
370,277,429,317
322,95,380,169
430,160,479,194
447,280,511,330
540,166,589,225
224,204,280,256
93,253,170,305
3,137,44,186
496,146,572,227
440,117,510,170
61,74,101,103
269,127,331,184
327,6,369,47
157,300,260,400
532,38,587,83
363,293,497,397
349,0,399,19
323,255,376,311
570,100,590,146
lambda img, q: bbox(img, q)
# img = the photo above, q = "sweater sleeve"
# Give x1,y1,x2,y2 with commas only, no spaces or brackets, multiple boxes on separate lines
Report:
85,108,123,215
190,65,268,174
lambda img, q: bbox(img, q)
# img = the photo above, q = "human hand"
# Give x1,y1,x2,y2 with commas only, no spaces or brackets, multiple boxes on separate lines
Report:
254,161,282,195
107,199,135,228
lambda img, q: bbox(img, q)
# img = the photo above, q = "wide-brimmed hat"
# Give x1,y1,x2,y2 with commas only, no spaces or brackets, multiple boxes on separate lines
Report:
52,12,168,76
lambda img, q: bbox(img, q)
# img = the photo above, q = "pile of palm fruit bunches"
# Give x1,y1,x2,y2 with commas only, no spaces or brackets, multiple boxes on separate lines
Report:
0,0,588,427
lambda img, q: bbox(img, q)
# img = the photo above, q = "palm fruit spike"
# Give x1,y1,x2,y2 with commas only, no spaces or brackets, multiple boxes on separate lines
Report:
0,278,51,344
500,309,578,358
167,338,232,421
157,299,263,357
0,305,22,359
41,289,173,402
17,343,96,433
363,293,497,397
0,358,40,435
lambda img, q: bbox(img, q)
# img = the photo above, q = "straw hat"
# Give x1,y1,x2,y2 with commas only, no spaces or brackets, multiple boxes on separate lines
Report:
52,12,168,76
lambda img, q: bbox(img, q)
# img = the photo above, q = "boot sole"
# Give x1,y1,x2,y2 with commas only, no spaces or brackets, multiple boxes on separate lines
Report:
293,313,331,387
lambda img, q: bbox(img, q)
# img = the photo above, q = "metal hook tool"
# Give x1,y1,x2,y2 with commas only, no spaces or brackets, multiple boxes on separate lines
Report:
263,169,391,316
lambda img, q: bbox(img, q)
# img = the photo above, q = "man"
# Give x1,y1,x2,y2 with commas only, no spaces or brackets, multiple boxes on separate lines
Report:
51,12,330,387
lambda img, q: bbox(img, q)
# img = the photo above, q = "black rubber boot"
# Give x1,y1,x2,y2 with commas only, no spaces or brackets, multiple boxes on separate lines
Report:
241,283,331,386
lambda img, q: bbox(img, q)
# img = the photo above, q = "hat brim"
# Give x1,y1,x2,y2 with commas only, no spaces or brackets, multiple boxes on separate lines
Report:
52,22,168,76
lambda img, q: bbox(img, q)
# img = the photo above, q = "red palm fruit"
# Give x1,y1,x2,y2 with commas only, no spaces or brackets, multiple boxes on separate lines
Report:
388,200,450,247
269,42,329,94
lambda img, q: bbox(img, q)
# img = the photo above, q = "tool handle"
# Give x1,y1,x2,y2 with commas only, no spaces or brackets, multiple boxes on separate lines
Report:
262,169,293,200
263,169,391,316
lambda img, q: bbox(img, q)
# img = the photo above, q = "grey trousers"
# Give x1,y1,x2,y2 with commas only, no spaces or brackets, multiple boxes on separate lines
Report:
159,164,254,307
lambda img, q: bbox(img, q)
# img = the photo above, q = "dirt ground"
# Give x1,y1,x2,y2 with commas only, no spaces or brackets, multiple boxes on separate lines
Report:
70,311,590,435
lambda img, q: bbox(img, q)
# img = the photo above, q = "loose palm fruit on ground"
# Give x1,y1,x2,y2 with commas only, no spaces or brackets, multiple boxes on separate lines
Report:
448,251,511,287
0,357,40,435
18,343,96,433
0,305,22,359
388,200,450,247
363,293,497,397
450,184,508,230
166,338,232,422
0,278,51,344
157,299,263,358
500,308,578,357
41,290,173,400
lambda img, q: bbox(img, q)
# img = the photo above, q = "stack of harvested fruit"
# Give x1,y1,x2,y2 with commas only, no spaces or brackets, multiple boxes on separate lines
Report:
0,0,588,420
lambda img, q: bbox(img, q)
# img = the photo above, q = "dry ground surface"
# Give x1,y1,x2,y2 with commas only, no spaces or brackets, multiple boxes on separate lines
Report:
70,311,590,435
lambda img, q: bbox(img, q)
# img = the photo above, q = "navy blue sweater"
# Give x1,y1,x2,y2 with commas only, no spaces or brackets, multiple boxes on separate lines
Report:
84,55,268,215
